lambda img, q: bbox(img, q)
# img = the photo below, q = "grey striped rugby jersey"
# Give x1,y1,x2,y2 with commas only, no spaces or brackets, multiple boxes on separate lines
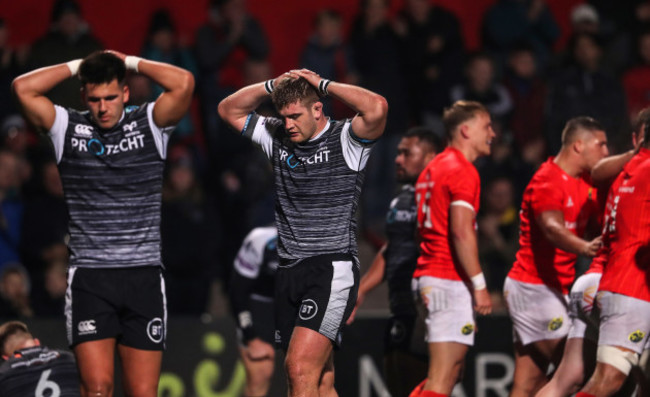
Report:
243,113,375,267
48,103,173,268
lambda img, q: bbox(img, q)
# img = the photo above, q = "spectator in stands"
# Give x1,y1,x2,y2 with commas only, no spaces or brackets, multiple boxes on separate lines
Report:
450,52,513,128
0,19,28,123
161,146,220,315
0,264,33,318
504,45,547,161
33,259,67,317
478,176,519,312
349,0,409,236
142,9,198,140
195,0,269,142
394,0,464,131
0,150,23,271
623,29,650,120
300,9,358,118
546,32,628,153
482,0,559,71
26,0,103,109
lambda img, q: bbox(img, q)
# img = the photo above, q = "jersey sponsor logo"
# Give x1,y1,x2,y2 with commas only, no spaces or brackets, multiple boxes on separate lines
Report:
147,317,164,343
629,330,645,343
299,299,318,320
566,196,574,208
386,208,417,224
122,121,138,132
71,134,146,156
77,320,97,335
74,124,94,136
461,323,474,335
279,148,331,168
547,317,563,331
618,186,635,194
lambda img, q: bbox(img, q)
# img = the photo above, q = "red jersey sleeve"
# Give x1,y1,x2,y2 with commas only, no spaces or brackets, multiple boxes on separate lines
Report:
530,180,565,214
448,169,480,210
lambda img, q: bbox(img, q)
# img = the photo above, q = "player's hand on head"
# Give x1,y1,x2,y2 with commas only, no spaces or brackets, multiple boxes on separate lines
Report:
245,338,274,361
291,69,322,87
473,288,492,315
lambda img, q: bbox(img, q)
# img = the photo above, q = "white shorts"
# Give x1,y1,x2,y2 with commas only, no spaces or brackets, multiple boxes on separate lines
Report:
567,272,601,341
413,276,475,346
504,277,569,345
598,291,650,354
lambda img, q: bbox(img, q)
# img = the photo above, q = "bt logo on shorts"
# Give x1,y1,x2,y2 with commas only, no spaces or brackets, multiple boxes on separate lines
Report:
78,320,97,335
629,330,645,343
147,318,164,344
299,299,318,320
547,317,563,331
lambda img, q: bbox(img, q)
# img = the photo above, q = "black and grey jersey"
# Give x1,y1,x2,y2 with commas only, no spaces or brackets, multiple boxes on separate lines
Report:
0,346,80,396
242,113,374,266
48,103,174,268
384,185,419,316
230,226,278,341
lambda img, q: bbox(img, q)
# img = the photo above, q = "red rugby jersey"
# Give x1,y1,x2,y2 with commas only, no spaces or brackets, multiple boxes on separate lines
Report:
599,148,650,301
414,147,480,281
508,158,599,293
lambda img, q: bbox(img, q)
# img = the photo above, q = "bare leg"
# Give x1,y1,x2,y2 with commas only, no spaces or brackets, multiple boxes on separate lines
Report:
239,343,275,397
74,339,116,397
536,337,596,396
118,344,162,397
285,326,334,397
510,337,565,397
423,342,468,395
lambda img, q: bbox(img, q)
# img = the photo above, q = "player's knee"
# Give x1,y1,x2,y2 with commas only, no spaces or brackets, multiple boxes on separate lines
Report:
81,379,113,397
597,345,639,377
285,356,318,386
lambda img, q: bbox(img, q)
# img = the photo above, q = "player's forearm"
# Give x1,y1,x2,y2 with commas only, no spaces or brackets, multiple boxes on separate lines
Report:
327,81,388,140
218,83,269,131
451,228,484,278
12,63,71,101
358,245,387,296
591,150,634,187
137,59,194,97
542,222,591,255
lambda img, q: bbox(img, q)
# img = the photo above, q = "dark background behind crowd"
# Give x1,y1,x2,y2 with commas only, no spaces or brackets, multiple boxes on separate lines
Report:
1,0,649,318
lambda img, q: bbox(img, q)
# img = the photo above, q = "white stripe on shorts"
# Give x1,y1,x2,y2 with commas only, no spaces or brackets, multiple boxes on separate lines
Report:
319,260,354,340
160,271,168,348
65,267,78,346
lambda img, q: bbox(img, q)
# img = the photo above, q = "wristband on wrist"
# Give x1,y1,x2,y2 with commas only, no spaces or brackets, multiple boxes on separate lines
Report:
124,56,142,73
318,79,331,96
66,59,82,76
471,272,487,290
264,79,275,94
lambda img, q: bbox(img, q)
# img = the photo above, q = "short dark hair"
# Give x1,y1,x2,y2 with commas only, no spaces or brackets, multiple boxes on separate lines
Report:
632,108,650,143
404,126,443,154
561,116,604,145
79,51,126,87
0,321,31,356
443,100,489,138
271,77,320,110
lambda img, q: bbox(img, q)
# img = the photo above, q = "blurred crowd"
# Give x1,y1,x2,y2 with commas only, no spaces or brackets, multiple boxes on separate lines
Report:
1,0,650,318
